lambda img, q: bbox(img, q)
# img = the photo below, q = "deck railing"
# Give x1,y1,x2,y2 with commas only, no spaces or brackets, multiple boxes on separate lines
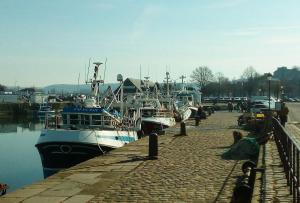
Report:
45,114,136,130
272,117,300,203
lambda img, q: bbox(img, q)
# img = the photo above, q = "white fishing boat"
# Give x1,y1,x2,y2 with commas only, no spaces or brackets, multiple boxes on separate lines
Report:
37,104,55,118
137,98,176,134
176,89,201,118
174,102,192,121
36,62,141,169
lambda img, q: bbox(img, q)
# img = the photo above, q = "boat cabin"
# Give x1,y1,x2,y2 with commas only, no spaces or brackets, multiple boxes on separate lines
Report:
56,107,122,129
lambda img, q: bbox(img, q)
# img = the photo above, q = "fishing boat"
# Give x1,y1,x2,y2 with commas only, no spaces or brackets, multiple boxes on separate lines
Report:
36,62,141,169
176,88,201,118
174,101,192,121
37,104,55,118
136,98,176,134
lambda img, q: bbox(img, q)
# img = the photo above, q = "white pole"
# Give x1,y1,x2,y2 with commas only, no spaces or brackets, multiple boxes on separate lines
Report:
120,81,124,117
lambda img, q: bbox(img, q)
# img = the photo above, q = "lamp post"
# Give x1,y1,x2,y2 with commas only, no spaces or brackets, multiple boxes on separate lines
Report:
266,73,272,111
241,81,244,97
280,86,284,102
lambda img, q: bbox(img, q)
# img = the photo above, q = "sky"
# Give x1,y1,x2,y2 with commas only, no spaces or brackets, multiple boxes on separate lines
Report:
1,0,300,87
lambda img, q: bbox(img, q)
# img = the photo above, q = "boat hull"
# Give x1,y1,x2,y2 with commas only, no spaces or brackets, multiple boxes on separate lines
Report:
180,107,192,121
188,106,198,118
36,128,138,168
36,142,109,169
141,117,176,134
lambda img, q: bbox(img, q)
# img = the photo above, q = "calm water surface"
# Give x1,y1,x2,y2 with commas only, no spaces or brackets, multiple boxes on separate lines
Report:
0,118,44,193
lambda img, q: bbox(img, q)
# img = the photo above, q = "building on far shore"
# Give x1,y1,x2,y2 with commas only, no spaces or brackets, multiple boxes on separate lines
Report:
0,92,20,103
0,88,49,104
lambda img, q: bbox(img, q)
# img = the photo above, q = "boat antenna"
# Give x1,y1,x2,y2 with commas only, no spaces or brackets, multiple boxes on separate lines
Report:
84,65,86,84
139,64,142,94
86,58,91,84
77,73,80,94
179,75,186,90
103,57,107,84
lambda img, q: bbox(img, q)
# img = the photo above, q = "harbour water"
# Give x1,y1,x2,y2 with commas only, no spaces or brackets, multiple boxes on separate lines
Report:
0,118,44,193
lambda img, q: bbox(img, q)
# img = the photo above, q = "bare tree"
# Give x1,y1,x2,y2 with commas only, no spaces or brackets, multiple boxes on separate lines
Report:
0,84,6,91
241,66,260,97
215,72,224,82
190,66,214,90
242,66,259,79
215,72,228,98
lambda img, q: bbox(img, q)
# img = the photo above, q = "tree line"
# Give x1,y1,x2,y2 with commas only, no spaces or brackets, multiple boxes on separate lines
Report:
190,66,300,98
1,66,299,98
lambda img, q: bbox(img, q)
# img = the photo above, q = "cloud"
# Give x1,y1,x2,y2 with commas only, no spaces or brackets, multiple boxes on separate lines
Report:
227,25,300,37
251,25,300,32
227,30,260,37
265,36,300,45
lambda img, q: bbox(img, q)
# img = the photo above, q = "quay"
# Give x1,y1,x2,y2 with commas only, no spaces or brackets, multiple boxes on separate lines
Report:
0,111,294,202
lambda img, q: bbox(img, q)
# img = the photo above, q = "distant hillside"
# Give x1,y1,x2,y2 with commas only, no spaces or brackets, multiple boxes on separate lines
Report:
43,83,119,94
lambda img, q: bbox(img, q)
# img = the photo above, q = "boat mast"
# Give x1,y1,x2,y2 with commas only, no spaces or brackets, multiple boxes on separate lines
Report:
179,75,186,90
90,62,104,103
165,71,170,96
144,76,150,99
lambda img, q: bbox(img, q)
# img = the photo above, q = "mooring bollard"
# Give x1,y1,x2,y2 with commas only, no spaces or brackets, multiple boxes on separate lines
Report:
233,131,243,144
195,117,200,126
180,121,187,135
148,133,158,160
233,161,264,203
233,161,255,202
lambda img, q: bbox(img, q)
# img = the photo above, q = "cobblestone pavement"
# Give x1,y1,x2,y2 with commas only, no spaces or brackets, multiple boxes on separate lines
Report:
89,112,245,203
263,140,292,203
253,122,294,203
1,112,248,203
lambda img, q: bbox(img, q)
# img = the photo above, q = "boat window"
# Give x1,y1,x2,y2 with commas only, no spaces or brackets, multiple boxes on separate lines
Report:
62,114,67,124
142,109,155,117
103,116,111,126
83,115,90,125
92,115,101,125
70,114,79,125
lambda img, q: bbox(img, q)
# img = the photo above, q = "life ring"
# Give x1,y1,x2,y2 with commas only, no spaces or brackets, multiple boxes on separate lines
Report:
60,145,72,154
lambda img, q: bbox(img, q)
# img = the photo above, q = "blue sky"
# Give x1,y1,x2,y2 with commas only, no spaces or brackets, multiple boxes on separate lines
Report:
1,0,300,87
